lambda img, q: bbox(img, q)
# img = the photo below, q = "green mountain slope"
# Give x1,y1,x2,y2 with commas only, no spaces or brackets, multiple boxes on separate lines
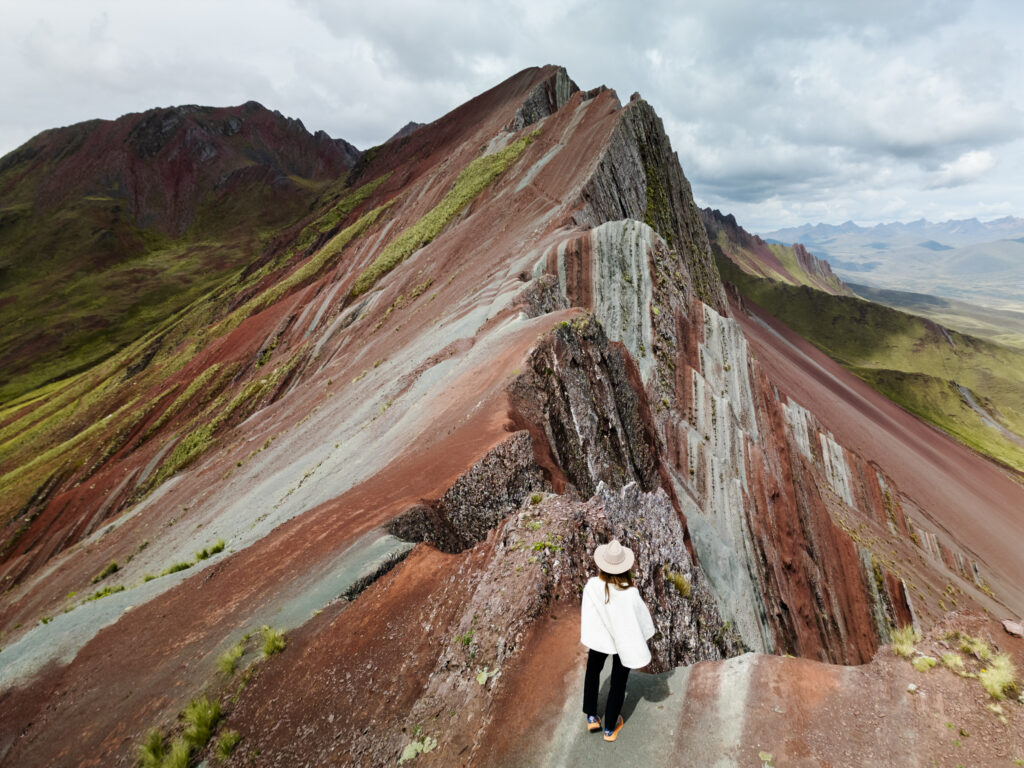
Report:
0,103,358,403
701,207,850,295
848,282,1024,350
718,254,1024,472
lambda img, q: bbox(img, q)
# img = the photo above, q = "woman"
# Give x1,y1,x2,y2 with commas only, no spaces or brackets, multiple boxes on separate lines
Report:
580,538,655,742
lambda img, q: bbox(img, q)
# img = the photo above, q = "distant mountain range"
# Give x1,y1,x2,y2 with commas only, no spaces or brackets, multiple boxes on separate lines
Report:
764,216,1024,247
761,217,1024,309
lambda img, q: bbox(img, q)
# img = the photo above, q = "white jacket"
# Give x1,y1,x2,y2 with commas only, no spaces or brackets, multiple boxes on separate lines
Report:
579,576,656,669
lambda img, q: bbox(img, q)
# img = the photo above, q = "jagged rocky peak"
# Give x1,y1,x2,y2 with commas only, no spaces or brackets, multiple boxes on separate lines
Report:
701,205,851,295
384,120,425,143
507,65,579,130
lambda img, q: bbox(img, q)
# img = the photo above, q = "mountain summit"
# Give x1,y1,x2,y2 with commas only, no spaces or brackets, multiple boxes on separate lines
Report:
0,102,359,400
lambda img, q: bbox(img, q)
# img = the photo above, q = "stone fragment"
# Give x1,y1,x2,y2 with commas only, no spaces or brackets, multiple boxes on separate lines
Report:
1002,619,1024,637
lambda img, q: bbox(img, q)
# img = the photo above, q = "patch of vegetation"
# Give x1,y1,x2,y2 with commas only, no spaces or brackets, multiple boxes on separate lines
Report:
476,666,498,685
86,584,125,601
912,655,938,672
230,201,391,324
531,533,563,553
141,363,229,441
217,642,244,677
891,624,921,658
942,652,965,671
216,730,241,761
182,695,221,751
664,565,692,598
145,346,308,492
137,728,168,768
196,539,225,561
979,653,1018,700
159,561,193,577
261,625,286,656
529,493,543,505
958,634,992,661
398,735,438,763
293,172,392,252
91,560,120,583
351,131,539,296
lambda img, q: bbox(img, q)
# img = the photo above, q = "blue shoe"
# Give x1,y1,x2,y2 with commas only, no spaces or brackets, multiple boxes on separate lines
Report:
603,715,623,742
586,715,601,732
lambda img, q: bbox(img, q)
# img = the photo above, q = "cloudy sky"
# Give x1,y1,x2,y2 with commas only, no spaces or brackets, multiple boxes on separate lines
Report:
3,0,1022,231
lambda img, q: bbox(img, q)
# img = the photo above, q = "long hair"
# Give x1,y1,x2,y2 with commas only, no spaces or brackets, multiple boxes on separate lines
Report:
598,568,635,604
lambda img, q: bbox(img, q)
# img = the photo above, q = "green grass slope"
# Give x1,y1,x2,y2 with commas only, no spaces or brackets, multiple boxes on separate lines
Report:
701,208,850,296
718,255,1024,472
0,104,356,403
848,282,1024,351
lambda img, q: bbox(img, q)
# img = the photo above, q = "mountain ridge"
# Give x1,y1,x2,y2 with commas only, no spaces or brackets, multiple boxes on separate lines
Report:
764,215,1024,246
701,206,851,295
0,66,1021,767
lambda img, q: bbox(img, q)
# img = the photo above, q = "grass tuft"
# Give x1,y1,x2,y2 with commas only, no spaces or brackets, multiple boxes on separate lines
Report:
959,634,992,661
664,564,692,598
261,625,286,656
91,561,119,583
912,656,937,672
891,624,921,658
979,653,1018,700
137,728,166,768
159,561,193,577
86,584,125,601
216,730,241,761
163,738,191,768
217,642,244,677
941,652,965,671
182,695,221,751
196,539,226,561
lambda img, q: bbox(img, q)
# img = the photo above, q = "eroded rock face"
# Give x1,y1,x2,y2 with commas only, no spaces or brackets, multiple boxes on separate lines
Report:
507,66,579,132
507,315,660,499
386,430,547,552
527,214,912,663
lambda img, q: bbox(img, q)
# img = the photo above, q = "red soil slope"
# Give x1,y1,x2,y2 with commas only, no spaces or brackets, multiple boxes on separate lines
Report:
732,293,1024,614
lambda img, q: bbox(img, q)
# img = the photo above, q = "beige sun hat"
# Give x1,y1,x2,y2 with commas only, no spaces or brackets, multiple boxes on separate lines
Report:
593,539,635,574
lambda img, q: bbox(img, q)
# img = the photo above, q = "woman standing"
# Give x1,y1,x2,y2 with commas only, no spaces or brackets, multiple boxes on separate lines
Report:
580,539,656,742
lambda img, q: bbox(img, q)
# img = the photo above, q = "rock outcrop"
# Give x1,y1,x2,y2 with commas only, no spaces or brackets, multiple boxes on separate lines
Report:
702,206,851,295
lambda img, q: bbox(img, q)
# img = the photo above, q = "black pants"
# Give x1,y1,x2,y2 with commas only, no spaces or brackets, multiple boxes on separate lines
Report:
582,649,630,729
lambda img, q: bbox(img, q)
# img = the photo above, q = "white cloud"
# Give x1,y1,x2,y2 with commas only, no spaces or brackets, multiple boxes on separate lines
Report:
928,150,997,188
